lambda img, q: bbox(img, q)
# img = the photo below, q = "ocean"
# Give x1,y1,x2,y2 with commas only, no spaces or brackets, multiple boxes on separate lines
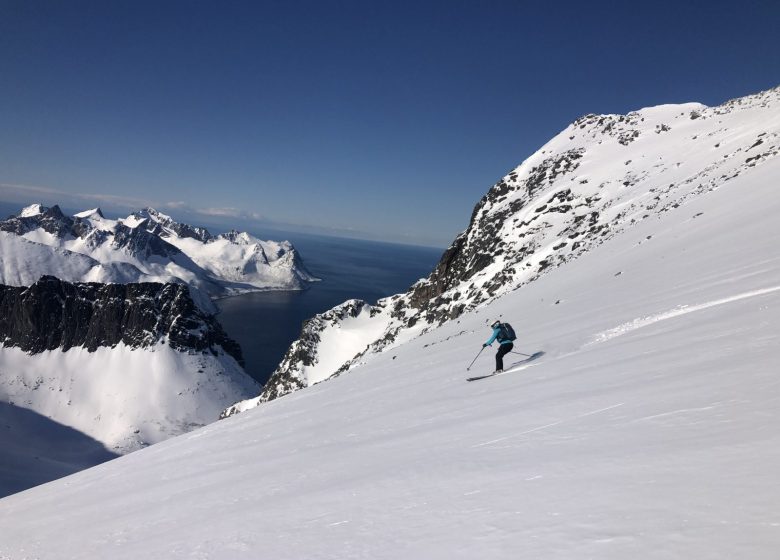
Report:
216,232,442,384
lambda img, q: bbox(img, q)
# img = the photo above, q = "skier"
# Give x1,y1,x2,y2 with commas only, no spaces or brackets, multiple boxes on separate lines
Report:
483,320,515,373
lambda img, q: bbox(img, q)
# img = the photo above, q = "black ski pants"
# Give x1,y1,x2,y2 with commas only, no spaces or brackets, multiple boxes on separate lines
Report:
496,343,513,371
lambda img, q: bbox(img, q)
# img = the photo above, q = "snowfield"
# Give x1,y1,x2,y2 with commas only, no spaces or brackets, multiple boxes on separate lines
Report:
0,342,259,454
1,95,779,558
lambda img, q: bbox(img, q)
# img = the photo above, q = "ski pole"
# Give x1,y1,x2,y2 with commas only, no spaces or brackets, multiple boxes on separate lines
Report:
466,347,486,371
510,351,531,357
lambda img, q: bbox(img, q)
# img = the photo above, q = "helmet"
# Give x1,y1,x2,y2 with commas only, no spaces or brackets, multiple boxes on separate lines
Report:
491,320,501,328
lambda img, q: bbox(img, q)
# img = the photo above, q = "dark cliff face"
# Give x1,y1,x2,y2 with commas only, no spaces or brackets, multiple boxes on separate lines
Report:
0,276,243,364
111,222,183,260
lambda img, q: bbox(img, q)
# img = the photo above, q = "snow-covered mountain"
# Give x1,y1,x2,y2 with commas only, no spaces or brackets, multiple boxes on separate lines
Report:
0,275,259,496
1,86,778,559
226,85,780,414
0,205,317,296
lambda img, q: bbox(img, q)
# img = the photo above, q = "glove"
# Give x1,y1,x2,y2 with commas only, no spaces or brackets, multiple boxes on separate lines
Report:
482,343,488,348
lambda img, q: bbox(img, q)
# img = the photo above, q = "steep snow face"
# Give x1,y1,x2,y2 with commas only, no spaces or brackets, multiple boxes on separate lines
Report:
0,206,316,296
19,204,44,217
0,343,256,453
0,116,777,558
0,277,259,460
0,232,148,286
73,207,105,220
232,85,780,409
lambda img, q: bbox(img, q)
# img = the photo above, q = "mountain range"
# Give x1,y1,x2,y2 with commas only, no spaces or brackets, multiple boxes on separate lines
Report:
0,205,317,297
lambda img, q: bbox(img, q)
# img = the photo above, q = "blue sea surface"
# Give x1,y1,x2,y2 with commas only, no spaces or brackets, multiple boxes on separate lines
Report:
216,232,442,385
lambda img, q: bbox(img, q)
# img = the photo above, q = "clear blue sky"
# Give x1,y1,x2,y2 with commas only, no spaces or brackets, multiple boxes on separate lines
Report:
1,0,778,247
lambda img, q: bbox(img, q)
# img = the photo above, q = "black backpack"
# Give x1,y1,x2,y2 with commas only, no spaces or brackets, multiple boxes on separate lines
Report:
497,322,517,342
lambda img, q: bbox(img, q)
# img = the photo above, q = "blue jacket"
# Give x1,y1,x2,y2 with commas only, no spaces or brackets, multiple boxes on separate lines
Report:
485,326,513,346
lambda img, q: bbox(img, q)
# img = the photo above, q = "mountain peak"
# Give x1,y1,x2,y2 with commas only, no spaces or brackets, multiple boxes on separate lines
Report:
19,203,45,217
138,207,173,223
16,203,65,220
74,207,105,219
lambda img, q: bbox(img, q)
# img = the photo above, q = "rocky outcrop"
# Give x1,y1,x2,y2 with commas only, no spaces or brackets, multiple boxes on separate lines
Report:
130,207,214,243
259,300,370,401
0,276,243,362
404,147,588,323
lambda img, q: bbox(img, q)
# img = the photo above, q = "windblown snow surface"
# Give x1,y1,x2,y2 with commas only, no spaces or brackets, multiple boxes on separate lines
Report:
1,99,779,558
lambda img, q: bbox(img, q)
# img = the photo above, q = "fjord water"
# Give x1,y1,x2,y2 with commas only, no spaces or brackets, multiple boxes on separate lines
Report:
216,233,442,384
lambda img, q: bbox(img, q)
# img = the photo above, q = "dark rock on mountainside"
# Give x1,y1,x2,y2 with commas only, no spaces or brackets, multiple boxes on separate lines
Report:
111,222,184,261
0,276,243,364
0,205,72,237
405,148,586,324
130,208,214,243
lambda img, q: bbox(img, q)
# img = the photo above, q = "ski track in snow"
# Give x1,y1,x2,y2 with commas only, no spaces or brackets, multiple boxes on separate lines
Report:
589,285,780,344
472,403,625,448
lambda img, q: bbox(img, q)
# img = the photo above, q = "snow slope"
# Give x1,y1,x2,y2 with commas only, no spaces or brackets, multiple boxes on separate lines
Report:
0,402,118,498
0,95,778,558
0,343,258,453
0,232,152,286
236,86,780,407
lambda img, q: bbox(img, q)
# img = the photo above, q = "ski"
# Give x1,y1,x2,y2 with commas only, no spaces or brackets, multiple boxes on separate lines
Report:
466,351,545,382
466,373,496,382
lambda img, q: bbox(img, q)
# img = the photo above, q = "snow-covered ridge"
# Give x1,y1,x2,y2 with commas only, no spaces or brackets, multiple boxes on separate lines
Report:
0,205,318,297
227,84,780,412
